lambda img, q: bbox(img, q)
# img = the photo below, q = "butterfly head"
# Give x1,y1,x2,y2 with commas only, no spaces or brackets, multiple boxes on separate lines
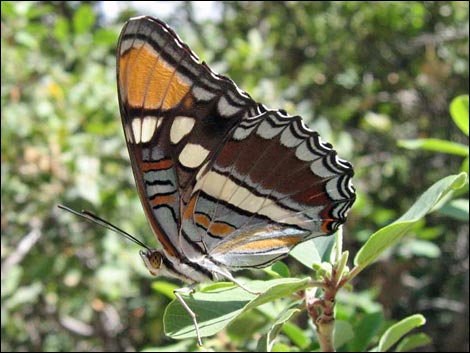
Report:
139,249,164,276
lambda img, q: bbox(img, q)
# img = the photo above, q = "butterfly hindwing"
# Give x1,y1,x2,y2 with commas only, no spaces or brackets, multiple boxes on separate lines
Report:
180,110,355,268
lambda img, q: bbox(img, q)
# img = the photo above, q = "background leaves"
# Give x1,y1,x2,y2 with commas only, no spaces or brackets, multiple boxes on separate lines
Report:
1,1,468,351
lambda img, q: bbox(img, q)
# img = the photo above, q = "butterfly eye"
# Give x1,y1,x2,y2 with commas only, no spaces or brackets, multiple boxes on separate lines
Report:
139,249,163,275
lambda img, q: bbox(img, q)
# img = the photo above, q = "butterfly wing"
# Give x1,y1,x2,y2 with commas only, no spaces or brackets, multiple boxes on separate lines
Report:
117,16,355,273
117,16,263,259
180,110,355,269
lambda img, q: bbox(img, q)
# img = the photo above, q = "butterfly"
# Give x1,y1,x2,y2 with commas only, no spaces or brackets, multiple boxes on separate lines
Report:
115,15,355,344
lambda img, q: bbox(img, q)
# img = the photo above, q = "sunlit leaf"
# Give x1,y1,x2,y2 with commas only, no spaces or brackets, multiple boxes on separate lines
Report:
271,342,292,352
151,281,179,300
450,95,469,136
438,198,469,222
73,5,96,34
395,333,432,352
290,236,335,268
377,314,425,352
266,261,291,278
398,138,468,157
5,283,43,309
282,321,311,349
354,173,467,268
164,278,310,341
54,17,69,43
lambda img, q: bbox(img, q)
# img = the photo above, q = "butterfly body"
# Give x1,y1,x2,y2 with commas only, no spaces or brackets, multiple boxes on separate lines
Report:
117,16,355,286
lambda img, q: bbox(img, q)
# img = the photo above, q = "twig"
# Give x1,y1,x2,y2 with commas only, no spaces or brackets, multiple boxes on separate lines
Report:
2,218,42,274
60,315,94,336
306,229,351,352
306,286,336,352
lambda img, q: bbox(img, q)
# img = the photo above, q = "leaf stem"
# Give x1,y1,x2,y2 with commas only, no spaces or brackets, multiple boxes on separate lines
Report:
344,264,363,284
306,284,336,352
306,228,349,352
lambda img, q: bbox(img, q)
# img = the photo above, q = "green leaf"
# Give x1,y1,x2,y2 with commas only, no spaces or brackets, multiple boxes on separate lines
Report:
397,138,469,157
227,310,267,342
461,156,469,173
377,314,426,352
256,304,301,351
15,31,37,49
438,198,469,222
271,342,292,352
5,282,43,310
269,262,291,278
450,95,469,136
73,5,96,34
94,28,118,46
164,278,310,341
1,1,15,17
282,321,311,349
398,239,441,258
54,17,70,44
395,333,432,352
289,239,320,268
1,266,22,297
348,311,384,352
333,320,355,348
151,281,179,300
290,236,335,268
337,290,383,313
354,173,467,268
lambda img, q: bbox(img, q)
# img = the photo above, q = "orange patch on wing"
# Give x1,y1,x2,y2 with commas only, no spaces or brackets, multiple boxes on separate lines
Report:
233,236,302,252
195,213,210,228
119,45,191,110
194,213,235,237
319,204,334,234
208,222,235,237
141,159,173,172
150,194,177,207
183,194,198,221
118,52,131,102
182,94,195,110
320,219,332,233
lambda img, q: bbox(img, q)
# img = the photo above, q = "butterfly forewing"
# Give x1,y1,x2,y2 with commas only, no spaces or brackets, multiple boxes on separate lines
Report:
117,17,263,258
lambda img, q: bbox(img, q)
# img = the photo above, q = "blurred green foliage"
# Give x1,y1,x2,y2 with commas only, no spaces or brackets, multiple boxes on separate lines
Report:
1,1,468,351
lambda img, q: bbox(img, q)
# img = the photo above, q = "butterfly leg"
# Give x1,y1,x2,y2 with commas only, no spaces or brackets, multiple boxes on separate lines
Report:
174,285,203,346
211,268,261,296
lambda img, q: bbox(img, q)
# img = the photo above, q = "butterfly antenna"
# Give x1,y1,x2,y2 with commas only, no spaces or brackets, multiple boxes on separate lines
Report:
57,204,151,251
